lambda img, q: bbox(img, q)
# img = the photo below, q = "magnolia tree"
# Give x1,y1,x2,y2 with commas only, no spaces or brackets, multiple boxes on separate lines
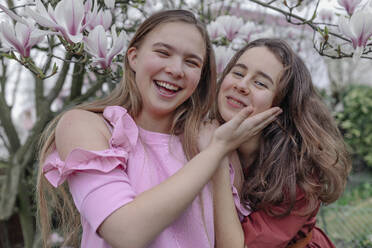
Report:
0,0,371,247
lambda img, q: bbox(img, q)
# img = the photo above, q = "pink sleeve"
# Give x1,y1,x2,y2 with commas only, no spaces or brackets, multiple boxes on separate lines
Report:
43,106,141,232
44,148,136,232
229,164,251,220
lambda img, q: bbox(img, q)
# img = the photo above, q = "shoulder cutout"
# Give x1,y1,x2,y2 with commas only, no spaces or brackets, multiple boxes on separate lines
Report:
55,109,111,161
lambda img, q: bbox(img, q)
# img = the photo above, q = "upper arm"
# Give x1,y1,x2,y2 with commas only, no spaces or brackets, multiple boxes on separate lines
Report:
55,109,111,160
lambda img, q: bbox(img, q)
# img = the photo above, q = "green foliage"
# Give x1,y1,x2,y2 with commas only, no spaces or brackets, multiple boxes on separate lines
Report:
335,85,372,168
335,182,372,206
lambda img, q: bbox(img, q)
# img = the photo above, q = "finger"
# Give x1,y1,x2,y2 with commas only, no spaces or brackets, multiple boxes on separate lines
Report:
238,108,281,135
242,107,281,127
227,106,254,127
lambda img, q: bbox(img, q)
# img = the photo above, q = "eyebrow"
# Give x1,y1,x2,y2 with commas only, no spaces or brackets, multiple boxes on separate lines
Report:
153,42,204,64
233,63,274,85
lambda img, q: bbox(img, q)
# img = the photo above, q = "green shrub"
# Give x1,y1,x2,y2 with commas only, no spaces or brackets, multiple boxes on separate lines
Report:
335,85,372,169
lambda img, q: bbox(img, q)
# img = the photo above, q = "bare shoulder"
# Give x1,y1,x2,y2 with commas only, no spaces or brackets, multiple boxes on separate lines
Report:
55,109,111,160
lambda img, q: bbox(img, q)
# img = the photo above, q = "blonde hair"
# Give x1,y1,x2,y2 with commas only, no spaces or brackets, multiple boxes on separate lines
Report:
37,9,216,247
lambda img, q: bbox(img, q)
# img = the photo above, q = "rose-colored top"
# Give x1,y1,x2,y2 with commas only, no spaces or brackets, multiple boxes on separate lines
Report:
43,106,248,248
241,189,335,248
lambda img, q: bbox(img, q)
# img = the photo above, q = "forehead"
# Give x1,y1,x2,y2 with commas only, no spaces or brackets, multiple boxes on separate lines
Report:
236,47,284,83
141,21,206,57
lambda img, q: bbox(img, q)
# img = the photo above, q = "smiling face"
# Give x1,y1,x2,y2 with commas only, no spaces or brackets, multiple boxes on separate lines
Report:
127,21,205,130
218,46,284,122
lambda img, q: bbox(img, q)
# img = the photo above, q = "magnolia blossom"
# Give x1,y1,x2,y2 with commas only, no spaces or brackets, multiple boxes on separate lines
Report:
0,4,50,57
337,0,362,16
83,0,112,31
318,9,333,23
84,25,126,69
339,9,372,61
215,15,243,42
238,22,257,43
26,0,85,43
104,0,115,9
207,21,224,41
213,45,234,75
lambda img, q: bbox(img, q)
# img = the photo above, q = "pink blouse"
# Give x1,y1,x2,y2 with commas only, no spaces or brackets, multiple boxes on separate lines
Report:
43,106,248,248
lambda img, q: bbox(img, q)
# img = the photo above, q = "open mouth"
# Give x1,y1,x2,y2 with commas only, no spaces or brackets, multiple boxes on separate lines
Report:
226,96,247,108
154,80,181,95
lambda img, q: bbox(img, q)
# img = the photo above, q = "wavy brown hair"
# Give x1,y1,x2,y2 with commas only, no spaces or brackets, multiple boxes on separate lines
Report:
37,9,216,247
213,38,351,216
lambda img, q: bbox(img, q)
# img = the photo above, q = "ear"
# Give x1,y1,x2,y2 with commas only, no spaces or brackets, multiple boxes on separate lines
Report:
127,47,138,72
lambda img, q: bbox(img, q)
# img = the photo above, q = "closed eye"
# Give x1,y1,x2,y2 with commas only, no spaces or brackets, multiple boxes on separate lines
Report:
155,50,169,56
186,59,201,68
232,71,244,78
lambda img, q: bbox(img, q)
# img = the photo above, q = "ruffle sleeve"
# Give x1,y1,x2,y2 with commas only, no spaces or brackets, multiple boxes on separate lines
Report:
229,164,251,220
43,105,138,187
42,106,139,231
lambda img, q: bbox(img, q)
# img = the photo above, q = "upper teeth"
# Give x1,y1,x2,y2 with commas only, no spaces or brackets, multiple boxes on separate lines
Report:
229,97,245,107
156,81,179,91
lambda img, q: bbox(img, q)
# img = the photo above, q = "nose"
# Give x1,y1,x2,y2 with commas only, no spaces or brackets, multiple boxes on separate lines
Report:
233,79,250,95
165,58,184,79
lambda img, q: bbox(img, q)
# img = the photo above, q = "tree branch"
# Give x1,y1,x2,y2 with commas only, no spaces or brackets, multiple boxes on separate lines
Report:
45,52,73,105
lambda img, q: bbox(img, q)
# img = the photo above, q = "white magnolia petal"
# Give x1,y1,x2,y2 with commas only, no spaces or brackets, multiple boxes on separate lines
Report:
85,0,92,12
96,26,108,58
101,10,112,30
104,0,115,9
84,26,102,55
25,7,58,28
0,4,27,24
66,33,84,43
350,11,365,37
35,0,50,17
28,30,50,47
107,31,125,66
0,22,24,56
338,16,355,39
15,22,31,47
55,0,84,36
352,45,363,63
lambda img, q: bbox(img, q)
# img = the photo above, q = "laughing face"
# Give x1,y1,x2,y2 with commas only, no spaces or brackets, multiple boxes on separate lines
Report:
127,21,205,130
218,46,283,122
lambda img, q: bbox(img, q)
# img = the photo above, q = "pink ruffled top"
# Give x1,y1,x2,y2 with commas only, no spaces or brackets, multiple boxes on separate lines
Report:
43,106,248,248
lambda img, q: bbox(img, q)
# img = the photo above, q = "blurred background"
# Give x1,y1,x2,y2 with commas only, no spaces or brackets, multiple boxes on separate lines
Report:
0,0,371,247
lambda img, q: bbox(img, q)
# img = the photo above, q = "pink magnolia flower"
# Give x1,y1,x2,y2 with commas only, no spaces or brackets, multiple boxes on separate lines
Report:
337,0,362,16
84,25,126,69
83,0,112,31
339,9,372,61
213,45,234,75
318,9,333,23
215,15,243,42
0,4,50,57
25,0,85,43
238,22,256,43
207,21,224,41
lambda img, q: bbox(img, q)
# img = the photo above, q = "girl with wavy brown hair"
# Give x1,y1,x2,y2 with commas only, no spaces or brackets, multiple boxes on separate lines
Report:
37,10,282,248
210,38,351,248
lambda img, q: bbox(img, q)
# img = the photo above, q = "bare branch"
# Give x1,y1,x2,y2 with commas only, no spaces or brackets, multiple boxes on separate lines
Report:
45,52,73,105
0,93,20,153
248,0,350,43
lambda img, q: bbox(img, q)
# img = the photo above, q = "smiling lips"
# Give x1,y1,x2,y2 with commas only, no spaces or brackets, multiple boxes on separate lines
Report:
226,96,247,108
154,80,182,97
